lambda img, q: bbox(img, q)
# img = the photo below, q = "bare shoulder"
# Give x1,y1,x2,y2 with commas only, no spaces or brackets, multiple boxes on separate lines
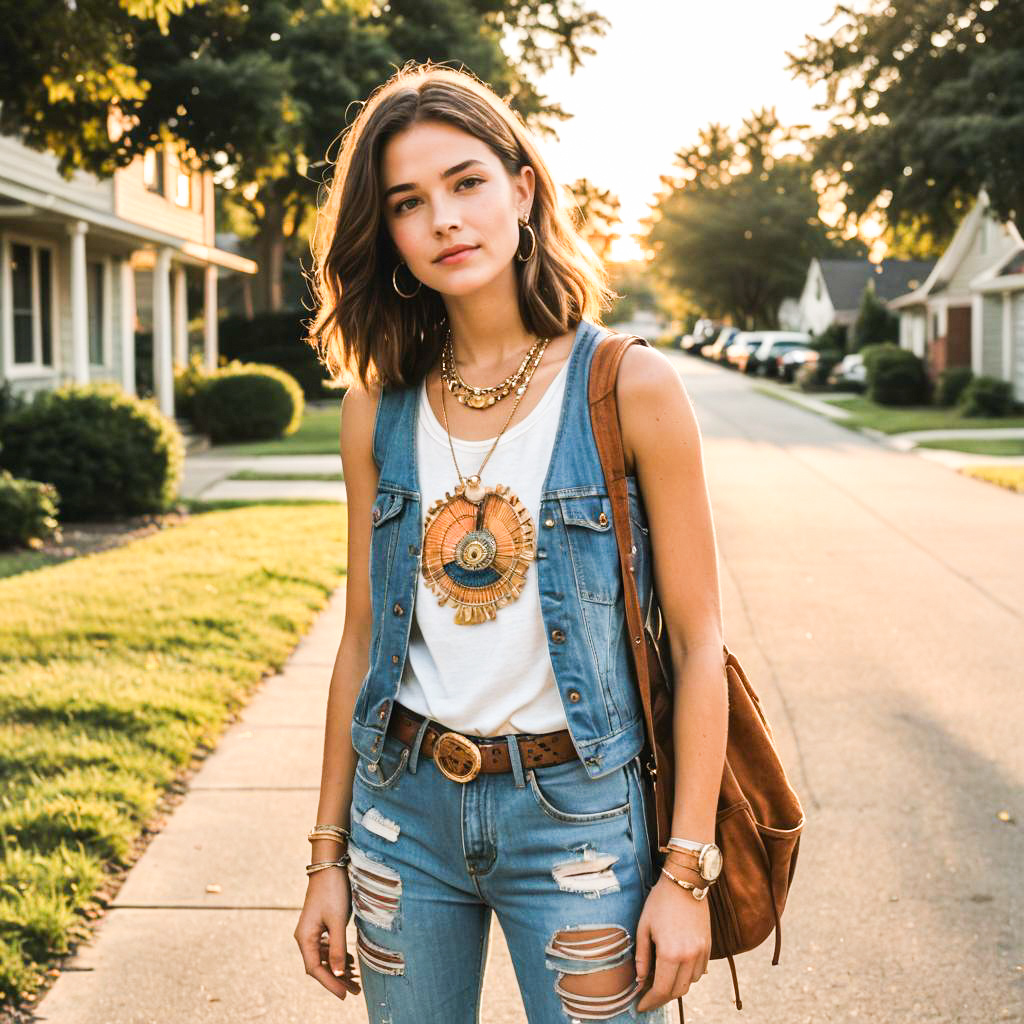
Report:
614,343,700,475
340,380,382,458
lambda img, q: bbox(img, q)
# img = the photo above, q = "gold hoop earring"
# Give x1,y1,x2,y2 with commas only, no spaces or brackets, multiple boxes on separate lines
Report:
392,262,421,298
516,217,537,263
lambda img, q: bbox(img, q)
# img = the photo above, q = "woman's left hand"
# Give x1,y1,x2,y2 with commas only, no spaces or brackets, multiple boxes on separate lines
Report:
633,871,711,1012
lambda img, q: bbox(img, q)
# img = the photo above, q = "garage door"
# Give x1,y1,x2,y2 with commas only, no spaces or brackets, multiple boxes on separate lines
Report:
1015,294,1024,402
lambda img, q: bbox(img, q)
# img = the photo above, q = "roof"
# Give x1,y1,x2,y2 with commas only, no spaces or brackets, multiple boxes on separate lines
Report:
818,258,936,311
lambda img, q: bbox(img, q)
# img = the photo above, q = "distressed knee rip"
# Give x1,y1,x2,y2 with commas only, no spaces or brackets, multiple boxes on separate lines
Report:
551,846,620,898
546,925,642,1021
356,927,406,976
347,843,402,931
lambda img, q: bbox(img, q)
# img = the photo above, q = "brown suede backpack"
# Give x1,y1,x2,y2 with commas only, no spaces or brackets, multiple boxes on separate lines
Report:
589,332,806,1022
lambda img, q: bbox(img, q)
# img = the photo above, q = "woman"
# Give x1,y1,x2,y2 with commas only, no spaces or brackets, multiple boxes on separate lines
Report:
293,60,728,1024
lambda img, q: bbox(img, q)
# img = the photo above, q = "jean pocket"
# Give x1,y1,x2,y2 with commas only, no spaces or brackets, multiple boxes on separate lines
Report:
355,736,410,792
526,758,630,824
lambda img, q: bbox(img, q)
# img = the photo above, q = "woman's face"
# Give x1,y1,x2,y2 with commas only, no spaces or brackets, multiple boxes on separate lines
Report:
380,120,533,297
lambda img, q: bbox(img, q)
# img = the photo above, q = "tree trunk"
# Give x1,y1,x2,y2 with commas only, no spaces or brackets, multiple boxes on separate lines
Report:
256,194,287,313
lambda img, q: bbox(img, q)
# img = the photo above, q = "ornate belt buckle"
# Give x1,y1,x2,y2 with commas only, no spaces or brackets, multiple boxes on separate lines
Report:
434,731,482,783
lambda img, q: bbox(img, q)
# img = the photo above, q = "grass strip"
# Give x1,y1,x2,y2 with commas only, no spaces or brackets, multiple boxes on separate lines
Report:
959,466,1024,493
914,438,1024,456
226,470,344,482
209,404,341,456
0,503,345,1004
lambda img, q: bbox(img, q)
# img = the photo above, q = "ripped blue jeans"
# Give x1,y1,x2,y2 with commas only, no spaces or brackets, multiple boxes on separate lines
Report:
347,721,671,1024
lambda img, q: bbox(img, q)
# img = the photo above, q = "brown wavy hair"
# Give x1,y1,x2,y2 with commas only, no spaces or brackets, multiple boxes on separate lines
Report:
305,60,616,392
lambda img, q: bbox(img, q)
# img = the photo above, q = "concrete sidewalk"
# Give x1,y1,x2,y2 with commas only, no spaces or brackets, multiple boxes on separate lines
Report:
181,453,347,504
31,586,538,1023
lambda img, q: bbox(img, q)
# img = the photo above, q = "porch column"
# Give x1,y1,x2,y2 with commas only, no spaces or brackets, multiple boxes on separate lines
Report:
153,247,174,416
119,258,137,394
203,263,218,372
67,220,89,384
172,263,188,367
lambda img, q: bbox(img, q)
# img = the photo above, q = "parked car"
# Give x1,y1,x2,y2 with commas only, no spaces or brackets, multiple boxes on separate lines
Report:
701,326,741,363
777,348,818,383
725,332,766,371
746,332,813,376
827,353,867,391
684,320,724,355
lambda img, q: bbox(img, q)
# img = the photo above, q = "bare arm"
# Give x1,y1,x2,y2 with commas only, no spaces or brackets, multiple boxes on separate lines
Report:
617,344,727,1011
294,380,380,1000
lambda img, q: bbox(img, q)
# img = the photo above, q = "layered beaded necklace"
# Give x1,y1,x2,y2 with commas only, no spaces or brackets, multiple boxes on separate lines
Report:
420,328,551,625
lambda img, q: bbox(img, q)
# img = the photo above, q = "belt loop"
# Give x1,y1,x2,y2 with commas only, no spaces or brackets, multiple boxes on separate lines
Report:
505,735,527,789
407,715,431,774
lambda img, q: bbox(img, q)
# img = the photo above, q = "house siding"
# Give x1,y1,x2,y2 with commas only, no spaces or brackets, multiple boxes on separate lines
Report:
980,296,1004,378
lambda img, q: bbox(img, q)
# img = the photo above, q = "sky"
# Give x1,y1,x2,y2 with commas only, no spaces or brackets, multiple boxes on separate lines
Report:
527,0,847,261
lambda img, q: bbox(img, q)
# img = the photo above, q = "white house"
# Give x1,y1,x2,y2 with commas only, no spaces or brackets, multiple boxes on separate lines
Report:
793,257,935,338
0,128,257,418
888,189,1024,401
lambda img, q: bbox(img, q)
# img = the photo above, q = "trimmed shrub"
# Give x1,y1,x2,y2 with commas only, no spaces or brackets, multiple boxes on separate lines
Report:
864,344,930,405
796,348,843,391
218,312,332,399
958,375,1015,417
0,383,184,520
193,362,304,443
0,470,60,548
935,367,974,407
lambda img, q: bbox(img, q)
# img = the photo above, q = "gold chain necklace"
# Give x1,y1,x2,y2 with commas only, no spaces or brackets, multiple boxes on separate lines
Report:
440,327,546,408
420,336,551,625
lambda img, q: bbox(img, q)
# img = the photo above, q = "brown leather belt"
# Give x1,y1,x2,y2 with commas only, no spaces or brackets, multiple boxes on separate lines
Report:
386,702,580,783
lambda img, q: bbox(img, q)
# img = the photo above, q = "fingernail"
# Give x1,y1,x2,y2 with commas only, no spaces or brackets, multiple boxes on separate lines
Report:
332,968,345,977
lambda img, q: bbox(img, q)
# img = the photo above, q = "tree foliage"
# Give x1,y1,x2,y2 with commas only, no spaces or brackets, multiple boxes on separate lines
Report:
644,108,866,330
787,0,1024,242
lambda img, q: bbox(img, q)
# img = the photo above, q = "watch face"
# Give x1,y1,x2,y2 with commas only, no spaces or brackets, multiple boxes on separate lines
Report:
701,845,723,881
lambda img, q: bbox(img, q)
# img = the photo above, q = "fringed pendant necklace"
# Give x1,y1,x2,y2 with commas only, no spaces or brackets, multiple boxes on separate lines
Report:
421,334,551,625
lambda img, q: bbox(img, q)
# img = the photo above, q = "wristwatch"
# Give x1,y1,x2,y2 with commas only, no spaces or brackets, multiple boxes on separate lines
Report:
663,837,723,883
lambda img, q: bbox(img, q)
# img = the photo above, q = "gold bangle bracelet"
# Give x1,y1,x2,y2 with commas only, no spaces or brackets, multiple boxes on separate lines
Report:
305,854,350,876
661,865,710,901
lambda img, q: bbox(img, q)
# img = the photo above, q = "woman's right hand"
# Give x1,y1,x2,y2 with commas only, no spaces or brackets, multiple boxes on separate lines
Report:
294,868,361,999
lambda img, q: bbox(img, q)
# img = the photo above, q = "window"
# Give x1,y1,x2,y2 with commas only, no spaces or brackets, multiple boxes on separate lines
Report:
143,147,165,195
174,166,192,208
9,241,55,368
87,260,106,365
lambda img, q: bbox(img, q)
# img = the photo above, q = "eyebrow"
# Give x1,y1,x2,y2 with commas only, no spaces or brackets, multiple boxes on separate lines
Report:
383,159,485,200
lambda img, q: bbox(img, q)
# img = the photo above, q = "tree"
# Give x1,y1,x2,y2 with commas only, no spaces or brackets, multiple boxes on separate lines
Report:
852,284,900,352
568,177,621,261
643,108,866,330
787,0,1024,244
0,0,611,311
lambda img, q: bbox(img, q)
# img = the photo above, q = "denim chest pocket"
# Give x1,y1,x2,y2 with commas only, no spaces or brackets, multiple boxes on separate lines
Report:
559,494,621,605
372,490,405,528
355,736,410,792
526,757,630,824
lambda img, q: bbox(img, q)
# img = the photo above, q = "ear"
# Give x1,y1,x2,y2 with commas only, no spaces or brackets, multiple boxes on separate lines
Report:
514,164,535,219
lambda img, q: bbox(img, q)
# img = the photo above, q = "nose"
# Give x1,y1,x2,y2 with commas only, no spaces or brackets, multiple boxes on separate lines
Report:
432,196,461,236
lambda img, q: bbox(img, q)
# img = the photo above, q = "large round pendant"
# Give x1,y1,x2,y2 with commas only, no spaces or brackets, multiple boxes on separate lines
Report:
421,481,536,625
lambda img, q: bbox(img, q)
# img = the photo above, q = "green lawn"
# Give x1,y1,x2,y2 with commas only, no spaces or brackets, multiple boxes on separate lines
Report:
209,401,341,456
914,438,1024,455
0,502,346,1004
227,470,344,481
755,386,1024,435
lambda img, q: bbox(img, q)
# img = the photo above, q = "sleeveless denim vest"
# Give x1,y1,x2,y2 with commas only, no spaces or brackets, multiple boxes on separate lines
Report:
351,319,654,779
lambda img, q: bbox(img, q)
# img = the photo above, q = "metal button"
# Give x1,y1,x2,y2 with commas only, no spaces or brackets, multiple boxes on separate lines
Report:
372,507,382,522
391,654,400,664
568,689,581,702
408,544,418,555
367,763,379,774
543,518,555,528
551,628,566,644
393,602,404,616
378,707,388,720
598,512,608,526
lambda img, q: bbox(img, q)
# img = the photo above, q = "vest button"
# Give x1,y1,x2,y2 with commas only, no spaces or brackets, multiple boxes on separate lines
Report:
391,654,400,664
598,512,608,526
393,602,404,616
372,507,382,522
551,628,566,644
567,689,581,702
543,518,555,528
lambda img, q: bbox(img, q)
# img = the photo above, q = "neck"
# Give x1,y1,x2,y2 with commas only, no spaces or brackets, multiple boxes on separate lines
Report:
442,267,535,373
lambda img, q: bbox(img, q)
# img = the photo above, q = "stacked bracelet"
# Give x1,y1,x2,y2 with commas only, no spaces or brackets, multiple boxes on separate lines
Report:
660,865,711,901
305,853,351,876
307,823,350,844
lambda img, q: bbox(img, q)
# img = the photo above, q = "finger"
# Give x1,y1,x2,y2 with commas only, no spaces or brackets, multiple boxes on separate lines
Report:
319,929,361,993
633,917,653,984
296,926,357,1000
636,953,681,1013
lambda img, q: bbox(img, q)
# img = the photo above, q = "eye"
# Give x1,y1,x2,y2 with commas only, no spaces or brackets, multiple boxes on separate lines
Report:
457,175,483,190
394,196,418,214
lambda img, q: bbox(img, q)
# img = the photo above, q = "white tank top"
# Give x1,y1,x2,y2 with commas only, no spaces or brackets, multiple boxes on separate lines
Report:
396,359,570,736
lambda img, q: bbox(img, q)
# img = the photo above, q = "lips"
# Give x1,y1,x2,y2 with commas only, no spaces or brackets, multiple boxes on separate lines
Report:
435,245,478,263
